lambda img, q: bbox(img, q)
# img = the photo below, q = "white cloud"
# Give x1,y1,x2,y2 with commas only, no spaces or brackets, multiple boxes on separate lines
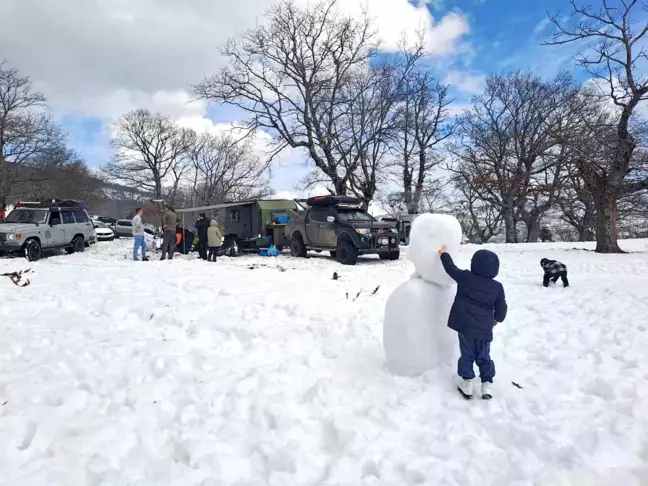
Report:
444,70,486,94
0,0,470,119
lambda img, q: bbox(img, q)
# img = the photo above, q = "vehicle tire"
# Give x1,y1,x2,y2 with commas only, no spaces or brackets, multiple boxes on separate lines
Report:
329,251,337,258
388,250,400,261
24,239,42,262
67,235,85,254
290,234,307,258
379,253,389,260
336,240,358,265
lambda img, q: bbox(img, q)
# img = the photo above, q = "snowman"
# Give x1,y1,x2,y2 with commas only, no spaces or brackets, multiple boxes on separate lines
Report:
383,213,462,376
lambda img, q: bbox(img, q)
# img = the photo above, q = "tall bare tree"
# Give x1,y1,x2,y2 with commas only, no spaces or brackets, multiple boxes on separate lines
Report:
0,63,64,207
194,0,376,195
104,109,188,202
544,0,648,252
187,130,272,206
450,72,576,242
392,71,454,214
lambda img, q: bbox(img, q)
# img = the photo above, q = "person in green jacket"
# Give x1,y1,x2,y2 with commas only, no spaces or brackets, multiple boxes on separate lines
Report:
207,220,223,262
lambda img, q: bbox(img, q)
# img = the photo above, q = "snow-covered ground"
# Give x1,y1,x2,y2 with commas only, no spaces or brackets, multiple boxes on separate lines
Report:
1,239,648,485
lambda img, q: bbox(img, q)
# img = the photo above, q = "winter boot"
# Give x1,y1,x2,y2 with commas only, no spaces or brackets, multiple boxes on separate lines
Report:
457,379,474,399
481,382,493,400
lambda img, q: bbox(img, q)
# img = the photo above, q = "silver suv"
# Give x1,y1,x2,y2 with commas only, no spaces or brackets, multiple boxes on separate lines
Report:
0,200,95,261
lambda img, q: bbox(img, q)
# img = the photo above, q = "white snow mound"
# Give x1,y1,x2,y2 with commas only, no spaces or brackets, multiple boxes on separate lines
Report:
407,213,462,286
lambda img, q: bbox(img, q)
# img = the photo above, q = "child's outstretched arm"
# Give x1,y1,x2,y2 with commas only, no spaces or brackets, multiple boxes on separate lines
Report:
494,285,507,323
438,249,466,283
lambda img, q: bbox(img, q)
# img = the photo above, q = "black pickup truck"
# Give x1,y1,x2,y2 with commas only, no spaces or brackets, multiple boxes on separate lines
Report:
285,196,400,265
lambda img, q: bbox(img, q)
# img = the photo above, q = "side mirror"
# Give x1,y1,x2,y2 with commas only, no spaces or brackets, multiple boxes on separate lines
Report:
326,216,335,223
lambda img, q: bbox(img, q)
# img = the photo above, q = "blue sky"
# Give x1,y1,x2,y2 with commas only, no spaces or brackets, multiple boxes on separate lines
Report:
0,0,595,195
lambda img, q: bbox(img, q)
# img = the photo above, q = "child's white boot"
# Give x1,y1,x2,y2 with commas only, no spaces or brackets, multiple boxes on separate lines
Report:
481,382,493,400
457,379,474,399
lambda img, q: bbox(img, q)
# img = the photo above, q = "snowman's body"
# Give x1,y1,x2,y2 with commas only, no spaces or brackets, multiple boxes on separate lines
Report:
383,214,463,377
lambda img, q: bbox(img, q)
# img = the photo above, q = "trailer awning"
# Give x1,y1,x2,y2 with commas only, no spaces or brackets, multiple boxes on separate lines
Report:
176,201,256,213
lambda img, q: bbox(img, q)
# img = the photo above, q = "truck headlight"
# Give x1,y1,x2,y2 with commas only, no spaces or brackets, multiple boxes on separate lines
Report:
7,233,20,241
355,228,370,235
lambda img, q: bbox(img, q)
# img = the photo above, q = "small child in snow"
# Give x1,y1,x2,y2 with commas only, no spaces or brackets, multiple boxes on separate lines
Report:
438,248,507,400
540,258,569,288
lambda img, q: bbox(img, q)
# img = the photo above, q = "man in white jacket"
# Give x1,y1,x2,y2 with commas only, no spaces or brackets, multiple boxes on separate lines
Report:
132,208,148,261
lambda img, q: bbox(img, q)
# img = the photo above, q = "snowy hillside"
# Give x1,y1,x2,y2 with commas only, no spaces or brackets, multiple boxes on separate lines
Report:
1,240,648,485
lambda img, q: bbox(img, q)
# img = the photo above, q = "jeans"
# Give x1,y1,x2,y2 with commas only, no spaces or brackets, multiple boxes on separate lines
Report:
458,333,495,383
543,271,569,287
133,235,147,261
160,230,176,260
198,240,208,260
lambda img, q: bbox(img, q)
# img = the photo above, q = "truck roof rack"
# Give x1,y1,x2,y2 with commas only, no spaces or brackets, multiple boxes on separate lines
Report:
304,195,362,207
16,199,85,209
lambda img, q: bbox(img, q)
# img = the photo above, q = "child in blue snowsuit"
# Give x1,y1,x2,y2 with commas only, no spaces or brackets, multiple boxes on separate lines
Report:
439,248,507,400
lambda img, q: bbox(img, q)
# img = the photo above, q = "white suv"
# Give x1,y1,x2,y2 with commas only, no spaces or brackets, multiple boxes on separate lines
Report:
0,200,95,261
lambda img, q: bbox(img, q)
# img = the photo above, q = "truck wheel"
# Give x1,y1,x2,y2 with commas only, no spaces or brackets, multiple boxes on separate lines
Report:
336,240,358,265
329,251,337,258
379,253,389,260
388,250,400,260
290,235,307,258
24,239,42,262
67,236,85,254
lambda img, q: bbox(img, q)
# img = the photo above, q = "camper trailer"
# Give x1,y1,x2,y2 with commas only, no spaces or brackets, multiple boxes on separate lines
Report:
177,199,296,252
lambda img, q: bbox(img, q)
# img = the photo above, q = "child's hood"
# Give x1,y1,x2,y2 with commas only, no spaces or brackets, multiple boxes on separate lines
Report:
471,249,500,278
209,220,218,227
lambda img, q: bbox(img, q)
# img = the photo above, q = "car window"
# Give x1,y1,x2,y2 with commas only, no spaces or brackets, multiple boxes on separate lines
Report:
4,209,48,224
73,210,89,223
230,210,240,222
119,220,132,227
50,211,62,225
308,208,331,223
336,209,374,222
62,211,75,224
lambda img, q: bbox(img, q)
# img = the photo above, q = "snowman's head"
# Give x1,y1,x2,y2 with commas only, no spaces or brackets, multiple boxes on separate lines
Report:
408,213,462,286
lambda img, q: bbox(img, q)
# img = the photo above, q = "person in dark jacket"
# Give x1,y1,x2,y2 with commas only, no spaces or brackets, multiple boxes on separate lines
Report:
540,258,569,288
194,213,211,260
439,248,507,400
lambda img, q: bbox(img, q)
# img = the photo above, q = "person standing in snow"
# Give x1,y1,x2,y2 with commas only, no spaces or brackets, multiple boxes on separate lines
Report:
160,205,179,261
195,213,210,261
438,248,508,400
132,208,148,261
540,258,569,288
207,220,223,262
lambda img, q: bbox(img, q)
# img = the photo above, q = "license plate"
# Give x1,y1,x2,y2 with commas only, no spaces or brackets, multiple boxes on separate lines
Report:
378,238,389,245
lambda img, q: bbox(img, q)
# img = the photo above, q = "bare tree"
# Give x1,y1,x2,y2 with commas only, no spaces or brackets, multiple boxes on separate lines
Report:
14,146,102,204
452,174,503,243
0,63,65,207
194,0,376,195
187,130,272,206
103,109,188,202
450,72,576,242
392,71,454,214
556,164,596,241
544,0,648,252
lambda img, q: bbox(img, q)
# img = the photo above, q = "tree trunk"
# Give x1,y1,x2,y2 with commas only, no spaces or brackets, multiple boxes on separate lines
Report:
578,228,594,242
578,207,595,242
593,192,623,253
503,206,516,243
525,218,541,243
